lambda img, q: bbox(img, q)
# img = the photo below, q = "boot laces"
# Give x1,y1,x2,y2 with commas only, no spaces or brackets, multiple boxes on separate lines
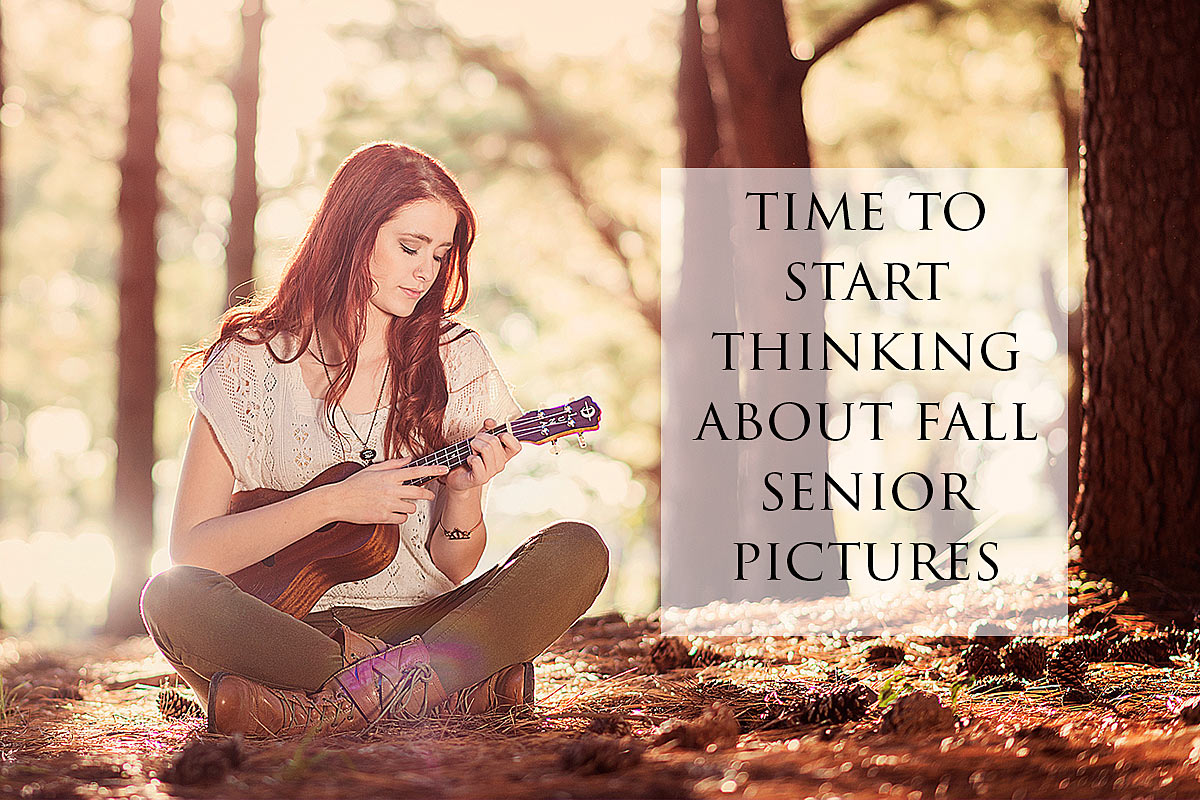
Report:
364,661,437,732
275,686,353,734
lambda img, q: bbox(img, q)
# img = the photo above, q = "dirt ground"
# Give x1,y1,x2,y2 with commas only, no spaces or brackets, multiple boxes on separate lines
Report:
4,574,1200,800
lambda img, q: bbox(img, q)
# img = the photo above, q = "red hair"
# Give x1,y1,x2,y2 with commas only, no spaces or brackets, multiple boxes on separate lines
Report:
175,141,476,458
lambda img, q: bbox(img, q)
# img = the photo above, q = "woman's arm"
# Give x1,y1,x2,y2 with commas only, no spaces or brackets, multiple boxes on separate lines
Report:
169,410,342,575
429,484,487,584
428,417,521,583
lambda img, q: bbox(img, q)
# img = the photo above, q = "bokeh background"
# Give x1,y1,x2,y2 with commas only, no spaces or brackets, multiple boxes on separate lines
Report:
0,0,1083,639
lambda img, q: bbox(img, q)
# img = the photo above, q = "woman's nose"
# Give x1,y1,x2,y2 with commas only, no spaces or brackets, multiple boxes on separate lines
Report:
415,254,436,282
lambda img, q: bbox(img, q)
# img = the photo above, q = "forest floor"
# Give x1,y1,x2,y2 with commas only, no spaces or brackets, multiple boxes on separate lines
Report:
4,570,1200,800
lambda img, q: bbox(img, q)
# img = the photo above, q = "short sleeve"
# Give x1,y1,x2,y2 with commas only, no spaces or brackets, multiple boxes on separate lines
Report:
444,329,525,434
441,328,525,521
189,337,259,487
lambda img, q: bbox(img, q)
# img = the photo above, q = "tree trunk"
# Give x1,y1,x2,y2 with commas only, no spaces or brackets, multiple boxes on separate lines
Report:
106,0,163,635
1073,0,1200,598
225,0,266,311
710,0,810,169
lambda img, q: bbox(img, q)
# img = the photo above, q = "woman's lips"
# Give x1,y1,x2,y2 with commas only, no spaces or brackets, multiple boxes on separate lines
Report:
400,287,422,299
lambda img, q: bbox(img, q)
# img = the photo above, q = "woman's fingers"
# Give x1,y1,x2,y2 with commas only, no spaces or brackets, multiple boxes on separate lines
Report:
397,463,450,482
368,455,413,470
499,431,521,455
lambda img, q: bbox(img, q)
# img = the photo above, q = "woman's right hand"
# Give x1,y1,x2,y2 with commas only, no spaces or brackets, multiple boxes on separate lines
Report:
329,457,450,525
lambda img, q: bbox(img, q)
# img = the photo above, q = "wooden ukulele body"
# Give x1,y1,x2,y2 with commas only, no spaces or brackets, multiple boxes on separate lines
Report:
226,460,399,618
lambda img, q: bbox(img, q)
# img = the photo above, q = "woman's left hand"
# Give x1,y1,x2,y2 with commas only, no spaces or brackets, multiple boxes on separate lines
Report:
441,418,522,493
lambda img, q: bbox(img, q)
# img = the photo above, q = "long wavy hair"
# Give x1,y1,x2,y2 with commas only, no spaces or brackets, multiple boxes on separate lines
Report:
175,141,476,459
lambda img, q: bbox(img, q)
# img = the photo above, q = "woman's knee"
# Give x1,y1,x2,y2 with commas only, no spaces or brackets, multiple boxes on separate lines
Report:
530,520,610,588
140,564,226,635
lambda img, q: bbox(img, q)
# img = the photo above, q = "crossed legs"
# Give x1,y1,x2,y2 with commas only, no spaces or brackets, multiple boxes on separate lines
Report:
140,520,609,703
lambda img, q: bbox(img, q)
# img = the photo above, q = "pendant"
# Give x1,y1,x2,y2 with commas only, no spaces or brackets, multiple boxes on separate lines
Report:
360,447,376,464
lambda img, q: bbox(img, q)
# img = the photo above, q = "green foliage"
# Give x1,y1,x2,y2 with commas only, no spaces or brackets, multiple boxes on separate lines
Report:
874,667,909,709
949,673,975,712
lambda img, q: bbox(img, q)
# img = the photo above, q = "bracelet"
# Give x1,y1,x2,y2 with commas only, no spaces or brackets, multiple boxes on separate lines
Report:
437,515,484,540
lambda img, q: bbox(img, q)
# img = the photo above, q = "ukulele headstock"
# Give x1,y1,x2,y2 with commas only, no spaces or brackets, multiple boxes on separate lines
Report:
509,396,602,447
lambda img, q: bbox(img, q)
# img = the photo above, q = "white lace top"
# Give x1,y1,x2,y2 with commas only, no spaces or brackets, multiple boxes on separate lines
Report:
188,322,524,611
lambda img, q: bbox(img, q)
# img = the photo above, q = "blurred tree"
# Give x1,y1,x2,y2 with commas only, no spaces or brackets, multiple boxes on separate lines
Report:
106,0,163,635
225,0,266,311
1073,1,1200,601
668,0,918,600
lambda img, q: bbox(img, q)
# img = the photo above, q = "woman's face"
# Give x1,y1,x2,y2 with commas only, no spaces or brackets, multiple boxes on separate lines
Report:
366,198,458,319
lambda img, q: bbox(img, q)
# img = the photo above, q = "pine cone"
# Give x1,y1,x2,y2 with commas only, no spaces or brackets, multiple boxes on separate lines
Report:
159,736,244,785
1107,634,1174,667
688,643,725,668
157,687,204,719
1075,633,1109,662
879,690,955,734
650,703,740,749
1160,626,1192,655
866,642,906,667
1047,642,1088,687
968,621,1011,645
649,636,691,672
785,680,877,725
586,714,633,736
561,735,644,774
999,639,1047,680
960,643,1003,677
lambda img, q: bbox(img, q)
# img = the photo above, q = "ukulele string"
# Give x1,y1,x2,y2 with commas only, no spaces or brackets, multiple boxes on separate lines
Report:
396,414,591,485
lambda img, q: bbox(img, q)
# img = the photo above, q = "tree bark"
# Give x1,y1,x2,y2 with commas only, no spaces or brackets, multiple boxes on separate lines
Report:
225,0,266,311
1073,0,1200,599
107,0,163,635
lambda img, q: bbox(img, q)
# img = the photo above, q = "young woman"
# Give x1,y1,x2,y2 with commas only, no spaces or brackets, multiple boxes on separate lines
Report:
140,141,609,738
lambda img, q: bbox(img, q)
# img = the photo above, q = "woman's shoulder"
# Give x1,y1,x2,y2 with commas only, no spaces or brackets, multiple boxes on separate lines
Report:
439,321,485,361
439,321,503,390
204,327,297,367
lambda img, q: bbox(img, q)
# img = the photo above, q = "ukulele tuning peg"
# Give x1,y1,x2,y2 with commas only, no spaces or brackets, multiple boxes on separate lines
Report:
577,433,587,449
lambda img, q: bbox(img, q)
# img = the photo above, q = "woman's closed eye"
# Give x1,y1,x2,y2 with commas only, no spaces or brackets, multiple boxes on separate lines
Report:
400,242,445,263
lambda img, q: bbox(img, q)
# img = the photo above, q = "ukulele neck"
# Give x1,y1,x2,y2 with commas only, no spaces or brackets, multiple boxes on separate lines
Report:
402,423,509,485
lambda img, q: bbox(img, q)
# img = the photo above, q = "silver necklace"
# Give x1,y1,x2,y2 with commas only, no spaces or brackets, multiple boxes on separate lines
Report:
315,329,389,465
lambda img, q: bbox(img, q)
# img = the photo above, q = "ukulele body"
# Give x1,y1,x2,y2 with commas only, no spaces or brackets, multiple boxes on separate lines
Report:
226,460,400,618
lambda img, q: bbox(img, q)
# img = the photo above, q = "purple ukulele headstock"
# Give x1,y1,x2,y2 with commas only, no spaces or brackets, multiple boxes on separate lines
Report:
509,396,602,447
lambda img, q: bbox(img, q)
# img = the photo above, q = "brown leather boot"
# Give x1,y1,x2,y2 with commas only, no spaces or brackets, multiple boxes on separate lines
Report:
432,662,535,716
331,624,533,715
207,634,449,737
331,623,387,664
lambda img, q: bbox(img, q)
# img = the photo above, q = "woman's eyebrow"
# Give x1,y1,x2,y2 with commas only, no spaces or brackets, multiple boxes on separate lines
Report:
399,232,453,248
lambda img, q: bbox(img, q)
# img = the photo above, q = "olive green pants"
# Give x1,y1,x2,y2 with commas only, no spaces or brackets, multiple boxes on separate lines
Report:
140,520,608,704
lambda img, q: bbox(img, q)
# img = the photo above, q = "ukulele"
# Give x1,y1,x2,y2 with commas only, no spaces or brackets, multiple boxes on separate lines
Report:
226,396,602,618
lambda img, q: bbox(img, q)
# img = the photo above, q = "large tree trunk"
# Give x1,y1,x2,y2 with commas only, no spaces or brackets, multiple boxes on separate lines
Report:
106,0,163,635
662,0,742,607
713,0,841,598
225,0,266,311
1073,1,1200,598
